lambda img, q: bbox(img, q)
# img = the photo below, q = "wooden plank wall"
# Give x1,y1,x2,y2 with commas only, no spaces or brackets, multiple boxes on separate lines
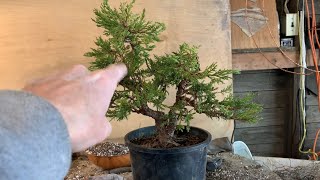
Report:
233,70,293,157
303,74,320,155
230,0,280,49
297,0,320,155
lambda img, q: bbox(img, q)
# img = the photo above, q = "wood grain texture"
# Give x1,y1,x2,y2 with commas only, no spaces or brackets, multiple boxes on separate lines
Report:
232,49,318,71
306,106,320,123
306,94,318,106
247,143,285,157
230,0,279,49
236,108,286,128
0,0,233,139
233,70,292,92
305,123,320,139
306,72,318,96
235,90,291,109
233,70,292,157
232,51,299,70
290,68,301,158
0,0,102,88
234,126,284,145
0,0,232,88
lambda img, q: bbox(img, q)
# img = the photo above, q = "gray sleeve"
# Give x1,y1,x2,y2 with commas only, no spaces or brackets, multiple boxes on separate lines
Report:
0,90,72,180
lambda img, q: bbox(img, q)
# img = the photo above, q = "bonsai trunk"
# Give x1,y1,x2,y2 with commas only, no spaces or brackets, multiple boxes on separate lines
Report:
137,105,179,147
155,119,177,147
153,79,189,146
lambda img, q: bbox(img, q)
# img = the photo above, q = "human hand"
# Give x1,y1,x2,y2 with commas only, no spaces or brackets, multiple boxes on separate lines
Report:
23,64,127,152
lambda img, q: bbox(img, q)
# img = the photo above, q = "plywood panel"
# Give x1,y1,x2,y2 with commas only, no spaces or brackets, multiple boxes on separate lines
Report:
230,0,279,49
0,0,233,139
0,0,102,88
0,0,232,89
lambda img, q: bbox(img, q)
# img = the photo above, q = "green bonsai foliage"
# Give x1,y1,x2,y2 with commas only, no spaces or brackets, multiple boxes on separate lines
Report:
86,0,262,146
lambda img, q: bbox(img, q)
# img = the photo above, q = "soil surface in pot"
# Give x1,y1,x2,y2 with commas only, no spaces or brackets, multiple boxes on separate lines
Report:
66,152,320,180
131,131,207,148
86,142,129,156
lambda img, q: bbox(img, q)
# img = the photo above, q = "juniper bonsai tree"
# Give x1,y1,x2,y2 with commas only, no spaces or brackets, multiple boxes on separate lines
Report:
85,0,262,147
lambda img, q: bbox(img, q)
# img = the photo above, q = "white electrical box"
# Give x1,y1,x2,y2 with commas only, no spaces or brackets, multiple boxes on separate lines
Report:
281,13,298,36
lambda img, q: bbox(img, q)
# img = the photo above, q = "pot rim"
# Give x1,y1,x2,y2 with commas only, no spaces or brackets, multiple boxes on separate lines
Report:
124,126,212,154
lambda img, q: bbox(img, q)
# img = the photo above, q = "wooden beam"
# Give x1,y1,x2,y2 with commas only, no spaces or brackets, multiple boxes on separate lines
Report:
232,50,299,70
232,50,317,71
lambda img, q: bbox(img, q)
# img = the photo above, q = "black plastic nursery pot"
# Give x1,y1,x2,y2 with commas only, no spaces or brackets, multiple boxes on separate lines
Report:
124,126,212,180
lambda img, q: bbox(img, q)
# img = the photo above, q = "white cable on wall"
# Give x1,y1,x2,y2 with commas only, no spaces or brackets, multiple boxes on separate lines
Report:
284,0,290,14
298,6,308,154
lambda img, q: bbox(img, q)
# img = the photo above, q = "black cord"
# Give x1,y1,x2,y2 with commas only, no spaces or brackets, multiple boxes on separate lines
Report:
298,0,304,11
292,89,298,153
231,120,236,143
292,88,300,155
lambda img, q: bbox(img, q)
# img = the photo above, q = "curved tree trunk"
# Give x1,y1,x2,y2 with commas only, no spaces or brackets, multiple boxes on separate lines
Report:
155,119,177,147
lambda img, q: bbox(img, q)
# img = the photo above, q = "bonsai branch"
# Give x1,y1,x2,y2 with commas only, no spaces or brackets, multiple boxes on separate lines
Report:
135,105,165,123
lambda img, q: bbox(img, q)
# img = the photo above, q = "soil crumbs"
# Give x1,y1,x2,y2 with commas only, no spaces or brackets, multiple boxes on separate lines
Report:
86,142,129,156
66,152,320,180
274,164,320,180
207,153,281,180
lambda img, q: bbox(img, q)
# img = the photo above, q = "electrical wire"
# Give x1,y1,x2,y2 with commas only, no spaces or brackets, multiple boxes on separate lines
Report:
310,0,320,49
244,0,320,158
306,0,320,111
261,0,317,75
241,0,320,159
306,0,320,160
245,0,320,75
312,128,320,160
284,0,290,14
293,0,320,160
296,6,316,158
244,0,319,75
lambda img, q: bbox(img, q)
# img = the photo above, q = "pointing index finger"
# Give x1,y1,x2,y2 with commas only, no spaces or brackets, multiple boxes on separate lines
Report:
89,64,127,83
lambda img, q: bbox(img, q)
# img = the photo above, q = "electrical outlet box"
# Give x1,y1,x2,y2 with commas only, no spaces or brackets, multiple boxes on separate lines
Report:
281,38,294,47
281,13,298,36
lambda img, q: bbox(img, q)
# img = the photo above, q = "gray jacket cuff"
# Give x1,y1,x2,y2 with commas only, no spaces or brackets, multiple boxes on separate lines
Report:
0,90,71,180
